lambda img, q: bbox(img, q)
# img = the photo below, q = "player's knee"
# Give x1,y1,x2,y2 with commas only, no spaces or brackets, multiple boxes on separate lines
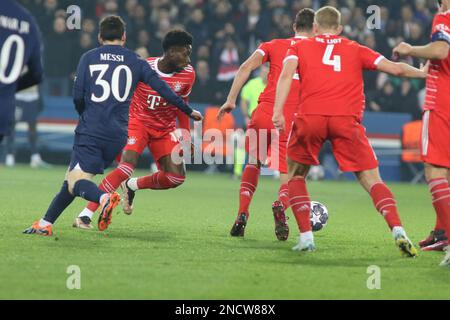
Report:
424,163,448,182
355,168,382,192
288,158,309,179
66,178,77,195
121,152,139,168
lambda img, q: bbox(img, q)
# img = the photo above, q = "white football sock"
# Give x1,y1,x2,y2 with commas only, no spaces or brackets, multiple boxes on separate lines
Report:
300,231,314,243
127,178,139,191
392,226,406,238
39,219,52,227
78,208,94,219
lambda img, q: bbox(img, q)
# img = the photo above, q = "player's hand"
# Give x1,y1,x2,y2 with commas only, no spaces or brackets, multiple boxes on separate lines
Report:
190,110,203,121
217,101,235,120
420,60,430,74
272,113,285,132
393,42,413,59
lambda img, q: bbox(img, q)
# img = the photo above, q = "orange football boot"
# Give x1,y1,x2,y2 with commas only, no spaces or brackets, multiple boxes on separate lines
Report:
23,220,53,236
97,192,121,231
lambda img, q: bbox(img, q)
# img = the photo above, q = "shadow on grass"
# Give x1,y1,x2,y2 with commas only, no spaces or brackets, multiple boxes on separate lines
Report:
104,229,175,242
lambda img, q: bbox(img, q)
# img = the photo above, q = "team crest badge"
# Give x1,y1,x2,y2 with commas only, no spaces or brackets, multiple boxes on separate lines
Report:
127,136,137,145
174,82,182,92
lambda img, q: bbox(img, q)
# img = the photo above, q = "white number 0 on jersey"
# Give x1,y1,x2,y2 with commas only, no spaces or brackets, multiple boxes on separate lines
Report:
0,35,25,84
89,64,132,102
322,45,341,72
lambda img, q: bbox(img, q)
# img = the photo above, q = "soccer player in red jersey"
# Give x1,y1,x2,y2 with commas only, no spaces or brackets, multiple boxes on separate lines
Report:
394,0,450,264
273,6,427,256
217,9,315,240
74,30,198,230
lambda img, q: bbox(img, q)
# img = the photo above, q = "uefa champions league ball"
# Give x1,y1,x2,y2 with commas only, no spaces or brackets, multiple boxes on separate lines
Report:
310,201,329,232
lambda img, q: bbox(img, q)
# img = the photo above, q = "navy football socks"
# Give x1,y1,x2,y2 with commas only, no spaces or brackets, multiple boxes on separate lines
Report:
43,181,75,224
73,179,105,203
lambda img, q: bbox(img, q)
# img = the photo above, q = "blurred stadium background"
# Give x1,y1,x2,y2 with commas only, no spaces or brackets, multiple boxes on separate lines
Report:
2,0,436,182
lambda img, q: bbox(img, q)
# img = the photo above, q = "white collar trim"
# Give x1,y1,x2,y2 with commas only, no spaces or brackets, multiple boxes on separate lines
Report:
154,57,174,77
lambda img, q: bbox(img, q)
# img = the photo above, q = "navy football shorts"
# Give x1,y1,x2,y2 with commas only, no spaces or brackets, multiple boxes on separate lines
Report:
69,134,125,175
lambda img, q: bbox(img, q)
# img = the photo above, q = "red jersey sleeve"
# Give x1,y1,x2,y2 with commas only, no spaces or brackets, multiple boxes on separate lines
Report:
431,13,450,44
181,70,196,99
284,42,300,64
177,69,196,131
256,41,272,63
358,45,384,70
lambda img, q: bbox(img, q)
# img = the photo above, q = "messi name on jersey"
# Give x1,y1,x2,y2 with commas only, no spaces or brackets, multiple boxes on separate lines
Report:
100,53,125,62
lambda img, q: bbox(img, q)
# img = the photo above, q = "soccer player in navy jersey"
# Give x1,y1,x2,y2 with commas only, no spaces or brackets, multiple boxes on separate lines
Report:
24,16,202,236
0,0,44,143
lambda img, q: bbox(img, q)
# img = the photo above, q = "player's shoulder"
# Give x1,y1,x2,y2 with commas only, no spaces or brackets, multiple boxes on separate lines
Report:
435,10,450,19
3,0,40,34
5,0,33,20
434,10,450,28
183,64,195,74
79,47,99,62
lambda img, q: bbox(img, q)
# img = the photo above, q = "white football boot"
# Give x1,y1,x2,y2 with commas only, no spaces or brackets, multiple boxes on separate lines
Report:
439,246,450,267
392,226,418,258
292,231,316,252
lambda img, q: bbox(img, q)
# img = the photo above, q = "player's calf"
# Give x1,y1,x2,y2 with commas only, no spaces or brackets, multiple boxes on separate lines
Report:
126,171,185,190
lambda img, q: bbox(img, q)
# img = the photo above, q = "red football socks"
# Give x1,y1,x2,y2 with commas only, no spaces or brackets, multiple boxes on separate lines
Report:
288,176,311,233
237,164,260,217
278,183,290,210
86,162,135,212
428,178,450,236
136,171,185,190
370,182,402,229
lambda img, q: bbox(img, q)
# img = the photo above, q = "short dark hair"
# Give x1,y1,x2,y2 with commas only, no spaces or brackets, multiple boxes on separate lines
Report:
99,15,125,41
294,8,315,32
162,29,193,52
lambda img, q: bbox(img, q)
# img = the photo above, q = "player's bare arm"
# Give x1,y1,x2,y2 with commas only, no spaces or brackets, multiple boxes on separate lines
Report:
376,58,428,79
394,41,449,60
272,58,297,131
217,51,264,120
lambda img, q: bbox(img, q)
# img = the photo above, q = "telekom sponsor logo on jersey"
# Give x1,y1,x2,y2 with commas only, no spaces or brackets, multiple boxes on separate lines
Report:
169,122,281,173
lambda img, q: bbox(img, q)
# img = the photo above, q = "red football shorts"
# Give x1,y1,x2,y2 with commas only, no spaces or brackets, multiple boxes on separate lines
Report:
124,118,179,161
421,110,450,168
287,115,378,172
245,103,294,174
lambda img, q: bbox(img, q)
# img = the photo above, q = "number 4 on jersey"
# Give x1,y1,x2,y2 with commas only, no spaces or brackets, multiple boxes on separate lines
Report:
322,45,341,72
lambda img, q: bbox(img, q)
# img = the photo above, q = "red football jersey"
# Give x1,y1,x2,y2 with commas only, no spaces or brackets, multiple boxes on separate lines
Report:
285,34,384,119
129,57,195,131
255,36,306,115
424,11,450,117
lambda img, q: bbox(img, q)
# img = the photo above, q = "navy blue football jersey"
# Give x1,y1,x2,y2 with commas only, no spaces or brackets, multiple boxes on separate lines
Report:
73,44,193,141
0,0,43,135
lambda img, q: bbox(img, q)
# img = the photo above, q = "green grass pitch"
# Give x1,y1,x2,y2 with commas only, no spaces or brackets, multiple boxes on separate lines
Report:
0,165,449,299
